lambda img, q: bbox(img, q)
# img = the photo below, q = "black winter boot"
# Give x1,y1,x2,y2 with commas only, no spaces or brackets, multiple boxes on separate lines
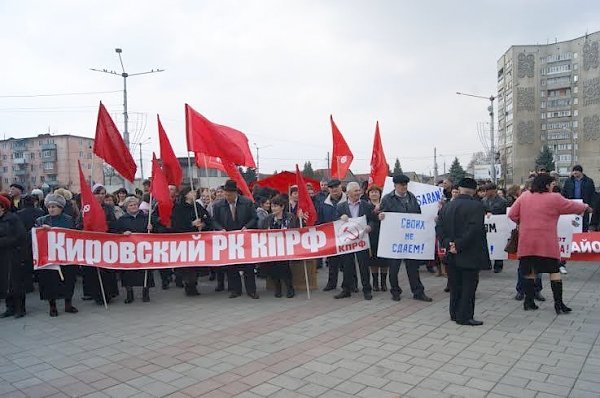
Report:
372,273,380,291
124,287,134,304
380,273,387,292
274,279,282,298
64,299,78,313
523,279,538,311
551,280,571,314
49,299,58,317
142,288,150,302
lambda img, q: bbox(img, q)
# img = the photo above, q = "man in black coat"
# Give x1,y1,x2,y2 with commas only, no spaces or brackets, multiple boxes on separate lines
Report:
334,182,377,300
379,174,432,302
212,180,259,299
561,165,597,232
437,178,490,326
318,179,347,291
481,183,508,274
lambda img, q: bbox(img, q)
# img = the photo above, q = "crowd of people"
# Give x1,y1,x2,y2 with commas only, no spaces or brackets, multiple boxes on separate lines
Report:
0,164,595,326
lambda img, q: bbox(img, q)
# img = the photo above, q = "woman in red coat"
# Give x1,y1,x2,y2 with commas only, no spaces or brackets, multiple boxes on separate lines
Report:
508,174,589,313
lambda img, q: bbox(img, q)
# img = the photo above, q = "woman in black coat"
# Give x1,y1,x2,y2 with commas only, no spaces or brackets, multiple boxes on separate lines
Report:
259,195,298,298
35,194,79,317
80,184,120,305
0,195,27,319
366,186,386,291
114,196,161,303
171,187,213,296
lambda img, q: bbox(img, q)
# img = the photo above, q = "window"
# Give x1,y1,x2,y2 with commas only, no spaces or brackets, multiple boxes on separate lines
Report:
79,151,83,158
43,162,53,170
14,152,23,159
31,176,36,183
574,75,578,82
557,144,572,150
2,167,6,173
40,176,45,182
88,163,92,170
558,154,572,162
541,101,546,109
3,178,7,184
30,152,35,159
574,86,579,93
574,110,578,117
42,150,52,158
574,98,579,105
87,153,92,159
547,110,571,118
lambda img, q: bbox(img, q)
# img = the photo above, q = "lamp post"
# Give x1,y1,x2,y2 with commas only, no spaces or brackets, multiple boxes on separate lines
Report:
91,48,164,190
253,143,272,180
138,138,152,180
457,92,497,183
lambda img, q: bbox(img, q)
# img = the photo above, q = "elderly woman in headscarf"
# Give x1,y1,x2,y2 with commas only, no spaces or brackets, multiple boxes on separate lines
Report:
80,183,120,305
35,194,79,317
0,194,27,319
114,195,163,303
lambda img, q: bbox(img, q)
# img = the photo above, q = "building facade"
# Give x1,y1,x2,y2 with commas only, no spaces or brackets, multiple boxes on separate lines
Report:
497,32,600,185
0,134,104,193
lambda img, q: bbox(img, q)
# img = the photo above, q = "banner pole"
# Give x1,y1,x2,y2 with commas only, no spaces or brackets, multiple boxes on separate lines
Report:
144,193,153,289
299,217,311,300
186,152,200,220
96,267,108,310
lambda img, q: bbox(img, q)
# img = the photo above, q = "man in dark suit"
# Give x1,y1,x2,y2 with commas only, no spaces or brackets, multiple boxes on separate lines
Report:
437,177,490,326
212,180,259,299
334,182,377,300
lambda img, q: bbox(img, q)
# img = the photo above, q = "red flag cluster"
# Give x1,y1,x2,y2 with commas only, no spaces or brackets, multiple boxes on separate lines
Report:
78,160,108,232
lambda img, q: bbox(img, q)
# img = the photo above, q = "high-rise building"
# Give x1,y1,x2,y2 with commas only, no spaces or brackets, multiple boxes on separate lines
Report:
0,134,104,192
497,32,600,185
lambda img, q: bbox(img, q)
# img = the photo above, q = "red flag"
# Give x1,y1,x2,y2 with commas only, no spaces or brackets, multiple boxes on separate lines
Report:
368,121,388,187
222,161,254,201
330,115,353,179
157,115,183,187
93,102,137,182
194,153,226,172
185,104,254,166
150,153,172,228
255,171,321,194
78,161,107,232
295,164,317,226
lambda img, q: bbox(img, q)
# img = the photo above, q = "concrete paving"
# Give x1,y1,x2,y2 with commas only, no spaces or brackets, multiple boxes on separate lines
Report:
0,260,598,397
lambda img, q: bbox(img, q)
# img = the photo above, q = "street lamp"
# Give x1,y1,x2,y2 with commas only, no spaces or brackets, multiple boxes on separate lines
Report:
253,143,272,180
138,138,152,180
457,92,497,183
91,48,164,190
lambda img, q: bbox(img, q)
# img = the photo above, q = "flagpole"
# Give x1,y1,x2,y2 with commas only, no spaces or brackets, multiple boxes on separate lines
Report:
186,152,200,220
299,217,311,300
144,193,153,289
97,267,108,310
203,154,211,191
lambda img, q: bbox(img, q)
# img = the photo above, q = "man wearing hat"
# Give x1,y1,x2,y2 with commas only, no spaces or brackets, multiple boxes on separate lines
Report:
379,174,432,302
9,184,25,212
317,179,347,291
437,177,489,326
212,180,259,299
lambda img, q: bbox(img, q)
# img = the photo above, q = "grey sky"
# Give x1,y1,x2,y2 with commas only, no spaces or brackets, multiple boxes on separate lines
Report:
1,1,599,179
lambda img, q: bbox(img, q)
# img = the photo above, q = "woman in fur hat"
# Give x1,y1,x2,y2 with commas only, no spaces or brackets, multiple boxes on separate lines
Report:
35,194,79,317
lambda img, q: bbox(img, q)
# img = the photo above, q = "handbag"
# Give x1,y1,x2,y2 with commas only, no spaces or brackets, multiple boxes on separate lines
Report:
504,228,519,253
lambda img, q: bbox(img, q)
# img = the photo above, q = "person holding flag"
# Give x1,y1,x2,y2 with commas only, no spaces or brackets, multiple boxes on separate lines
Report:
259,195,298,298
114,196,165,303
171,187,213,296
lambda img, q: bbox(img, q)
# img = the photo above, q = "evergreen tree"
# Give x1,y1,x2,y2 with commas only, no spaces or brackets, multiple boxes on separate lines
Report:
393,158,403,175
535,145,555,172
302,161,315,178
448,157,467,182
238,167,257,184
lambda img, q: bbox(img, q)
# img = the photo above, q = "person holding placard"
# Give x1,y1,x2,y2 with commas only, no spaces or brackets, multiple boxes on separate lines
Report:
379,174,432,302
437,178,489,326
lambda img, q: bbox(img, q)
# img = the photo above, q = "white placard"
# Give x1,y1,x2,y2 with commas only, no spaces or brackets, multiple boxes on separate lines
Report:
382,177,444,221
485,214,516,260
377,212,435,260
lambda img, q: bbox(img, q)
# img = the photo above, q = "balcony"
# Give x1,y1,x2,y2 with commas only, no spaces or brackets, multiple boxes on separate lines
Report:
13,158,27,165
45,176,58,185
41,143,57,151
14,169,28,176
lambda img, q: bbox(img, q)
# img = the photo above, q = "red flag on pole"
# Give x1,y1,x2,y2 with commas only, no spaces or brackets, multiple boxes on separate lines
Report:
93,102,137,182
194,153,226,172
185,104,253,166
78,161,108,232
368,121,388,187
157,115,183,187
150,153,173,228
222,161,254,201
330,115,353,179
295,164,317,226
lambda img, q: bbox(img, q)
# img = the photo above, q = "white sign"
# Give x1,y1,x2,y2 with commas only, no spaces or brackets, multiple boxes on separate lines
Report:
557,214,582,258
485,215,516,260
378,213,435,260
382,177,443,221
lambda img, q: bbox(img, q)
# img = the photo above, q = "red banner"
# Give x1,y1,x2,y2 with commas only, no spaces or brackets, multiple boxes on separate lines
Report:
570,232,600,261
32,218,371,270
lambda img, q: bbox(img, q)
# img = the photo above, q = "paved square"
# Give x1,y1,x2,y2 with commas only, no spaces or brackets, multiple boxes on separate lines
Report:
0,261,598,397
